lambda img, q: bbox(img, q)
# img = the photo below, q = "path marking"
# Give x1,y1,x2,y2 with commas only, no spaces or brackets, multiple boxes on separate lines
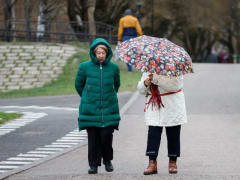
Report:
0,111,47,137
0,93,138,175
0,128,87,174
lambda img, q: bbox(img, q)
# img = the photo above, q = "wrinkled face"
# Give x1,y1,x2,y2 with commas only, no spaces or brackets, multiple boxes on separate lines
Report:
95,48,107,63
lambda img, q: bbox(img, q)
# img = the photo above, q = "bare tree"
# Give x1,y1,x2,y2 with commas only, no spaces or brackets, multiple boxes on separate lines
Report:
170,0,218,61
67,0,87,22
141,0,220,61
3,0,18,41
24,0,33,41
67,0,87,34
218,0,240,62
87,0,96,40
37,0,64,40
67,0,93,35
232,0,240,57
95,0,129,25
67,0,97,41
67,0,129,40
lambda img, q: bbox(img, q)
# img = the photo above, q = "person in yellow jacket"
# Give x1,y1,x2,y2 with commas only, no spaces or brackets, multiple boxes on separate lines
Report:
118,9,143,71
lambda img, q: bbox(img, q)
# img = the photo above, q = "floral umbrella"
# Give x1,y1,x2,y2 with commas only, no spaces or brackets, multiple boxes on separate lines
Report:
117,35,194,111
116,35,193,77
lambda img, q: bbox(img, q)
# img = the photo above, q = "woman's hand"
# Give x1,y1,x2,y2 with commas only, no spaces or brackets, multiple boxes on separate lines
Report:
148,74,153,81
144,74,153,87
144,78,152,87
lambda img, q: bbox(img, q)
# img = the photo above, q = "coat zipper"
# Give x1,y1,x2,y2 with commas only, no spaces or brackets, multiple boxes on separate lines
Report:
100,64,104,126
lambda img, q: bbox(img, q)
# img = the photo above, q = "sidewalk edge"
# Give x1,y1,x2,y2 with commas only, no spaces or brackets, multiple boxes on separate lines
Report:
120,91,139,117
0,91,139,180
0,142,88,180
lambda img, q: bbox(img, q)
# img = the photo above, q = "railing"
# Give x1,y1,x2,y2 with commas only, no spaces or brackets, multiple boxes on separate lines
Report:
0,20,118,44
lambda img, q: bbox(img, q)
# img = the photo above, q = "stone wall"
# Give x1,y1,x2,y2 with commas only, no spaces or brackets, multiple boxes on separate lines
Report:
0,44,77,92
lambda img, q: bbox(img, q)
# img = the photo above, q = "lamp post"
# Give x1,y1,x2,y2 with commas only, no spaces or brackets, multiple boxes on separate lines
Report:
136,0,143,23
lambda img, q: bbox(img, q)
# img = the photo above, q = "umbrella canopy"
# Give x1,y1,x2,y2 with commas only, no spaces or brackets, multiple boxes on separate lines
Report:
116,35,193,77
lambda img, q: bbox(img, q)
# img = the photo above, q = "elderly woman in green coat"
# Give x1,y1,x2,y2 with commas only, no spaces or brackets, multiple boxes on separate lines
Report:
75,38,121,174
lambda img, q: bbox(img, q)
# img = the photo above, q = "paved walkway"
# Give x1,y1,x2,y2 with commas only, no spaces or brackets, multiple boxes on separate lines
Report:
1,63,240,180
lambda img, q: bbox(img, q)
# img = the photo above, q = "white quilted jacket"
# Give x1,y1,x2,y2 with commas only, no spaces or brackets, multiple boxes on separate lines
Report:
137,73,187,127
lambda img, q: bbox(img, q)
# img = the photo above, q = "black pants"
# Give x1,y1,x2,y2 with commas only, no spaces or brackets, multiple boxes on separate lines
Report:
146,125,181,159
86,126,114,167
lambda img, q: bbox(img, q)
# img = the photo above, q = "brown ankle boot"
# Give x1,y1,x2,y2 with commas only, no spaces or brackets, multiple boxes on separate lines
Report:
169,160,178,174
143,160,158,175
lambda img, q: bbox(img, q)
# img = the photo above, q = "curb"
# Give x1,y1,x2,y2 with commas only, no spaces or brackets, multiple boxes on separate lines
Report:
0,142,88,180
0,91,139,180
120,91,139,117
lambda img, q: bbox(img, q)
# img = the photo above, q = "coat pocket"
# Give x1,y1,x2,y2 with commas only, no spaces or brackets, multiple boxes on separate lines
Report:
86,85,90,100
86,85,95,104
86,85,92,103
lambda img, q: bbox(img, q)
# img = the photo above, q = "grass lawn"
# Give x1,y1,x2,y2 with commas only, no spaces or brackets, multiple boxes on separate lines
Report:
114,60,142,91
0,42,141,99
0,112,22,125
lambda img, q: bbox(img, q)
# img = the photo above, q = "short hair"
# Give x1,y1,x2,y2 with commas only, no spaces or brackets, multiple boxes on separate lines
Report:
94,44,108,54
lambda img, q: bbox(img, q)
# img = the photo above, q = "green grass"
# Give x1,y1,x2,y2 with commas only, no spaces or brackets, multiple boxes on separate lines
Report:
0,51,88,98
0,42,142,98
114,60,142,91
0,112,22,125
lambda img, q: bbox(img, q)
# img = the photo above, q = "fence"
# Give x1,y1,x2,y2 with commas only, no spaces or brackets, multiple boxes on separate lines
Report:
0,20,118,44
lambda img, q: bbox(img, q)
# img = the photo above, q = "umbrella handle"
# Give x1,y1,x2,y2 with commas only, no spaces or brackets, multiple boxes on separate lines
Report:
144,84,164,112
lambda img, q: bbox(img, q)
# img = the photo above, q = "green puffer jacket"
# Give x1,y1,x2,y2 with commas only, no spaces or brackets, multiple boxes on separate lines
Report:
75,38,121,131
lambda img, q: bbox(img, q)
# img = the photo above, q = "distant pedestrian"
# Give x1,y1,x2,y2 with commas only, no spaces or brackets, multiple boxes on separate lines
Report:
118,9,143,72
137,73,187,175
218,50,229,63
75,38,121,174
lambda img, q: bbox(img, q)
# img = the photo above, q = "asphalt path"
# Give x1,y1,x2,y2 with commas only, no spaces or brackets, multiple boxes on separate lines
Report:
0,92,133,163
1,63,240,180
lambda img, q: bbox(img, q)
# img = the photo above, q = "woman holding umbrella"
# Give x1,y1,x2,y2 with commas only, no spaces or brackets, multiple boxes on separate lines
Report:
75,38,121,174
137,73,187,175
117,35,193,175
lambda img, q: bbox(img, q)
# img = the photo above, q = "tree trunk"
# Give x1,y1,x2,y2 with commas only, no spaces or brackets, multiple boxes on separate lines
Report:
37,1,45,41
87,0,96,42
87,7,96,38
11,0,16,41
3,0,12,41
36,0,64,41
24,0,33,41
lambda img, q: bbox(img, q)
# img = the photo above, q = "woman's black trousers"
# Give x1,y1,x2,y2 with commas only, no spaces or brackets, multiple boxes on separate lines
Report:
146,125,181,160
86,126,114,167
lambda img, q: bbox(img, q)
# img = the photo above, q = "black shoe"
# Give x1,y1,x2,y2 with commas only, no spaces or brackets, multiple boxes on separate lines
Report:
88,166,98,174
104,161,114,172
